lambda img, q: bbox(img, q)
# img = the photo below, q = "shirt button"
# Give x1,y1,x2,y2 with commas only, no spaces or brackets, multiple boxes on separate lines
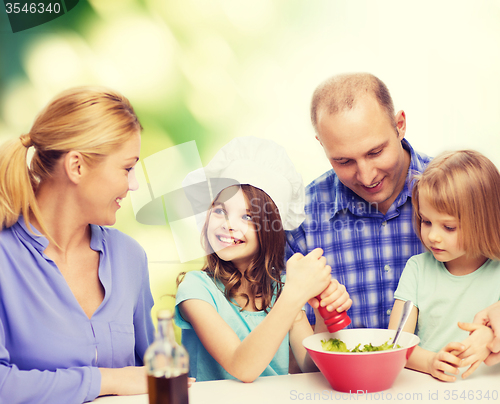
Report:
381,221,387,226
384,265,391,272
386,309,392,315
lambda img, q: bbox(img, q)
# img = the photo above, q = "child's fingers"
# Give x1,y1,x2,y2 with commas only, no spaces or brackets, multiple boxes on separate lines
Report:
462,361,481,379
436,359,461,381
334,298,352,313
288,252,304,263
449,349,462,357
459,352,477,368
438,344,465,368
456,344,474,360
307,248,324,260
458,321,482,334
432,361,458,382
318,281,351,312
434,370,457,383
443,342,466,356
307,296,320,309
317,280,339,302
440,351,463,368
325,288,350,311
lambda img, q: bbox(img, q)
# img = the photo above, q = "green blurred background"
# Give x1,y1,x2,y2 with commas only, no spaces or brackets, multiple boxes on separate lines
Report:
1,0,500,338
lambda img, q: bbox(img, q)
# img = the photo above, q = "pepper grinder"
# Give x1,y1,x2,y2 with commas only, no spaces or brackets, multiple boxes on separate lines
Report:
316,294,351,332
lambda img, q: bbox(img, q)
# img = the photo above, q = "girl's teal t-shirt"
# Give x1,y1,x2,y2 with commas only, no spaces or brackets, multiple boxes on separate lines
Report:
394,252,500,353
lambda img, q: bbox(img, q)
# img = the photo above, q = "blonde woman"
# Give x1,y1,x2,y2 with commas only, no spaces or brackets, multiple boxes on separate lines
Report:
0,87,154,403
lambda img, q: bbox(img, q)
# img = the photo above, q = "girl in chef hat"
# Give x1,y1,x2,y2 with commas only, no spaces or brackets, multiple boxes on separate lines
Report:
175,136,351,382
389,150,500,382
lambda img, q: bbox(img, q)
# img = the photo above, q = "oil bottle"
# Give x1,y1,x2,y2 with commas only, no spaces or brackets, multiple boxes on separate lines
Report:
144,310,189,404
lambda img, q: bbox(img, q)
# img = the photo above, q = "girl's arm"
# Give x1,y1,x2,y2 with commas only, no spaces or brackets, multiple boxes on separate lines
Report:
388,299,464,382
284,310,315,372
179,248,331,382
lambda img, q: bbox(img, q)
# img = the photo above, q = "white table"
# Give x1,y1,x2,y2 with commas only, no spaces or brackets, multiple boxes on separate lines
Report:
93,364,500,404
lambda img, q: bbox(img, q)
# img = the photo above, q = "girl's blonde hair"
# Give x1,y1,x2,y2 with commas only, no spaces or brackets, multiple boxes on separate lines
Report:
413,150,500,260
0,86,142,234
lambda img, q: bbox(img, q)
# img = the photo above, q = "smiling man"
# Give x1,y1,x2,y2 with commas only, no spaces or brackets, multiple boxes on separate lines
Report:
286,73,432,329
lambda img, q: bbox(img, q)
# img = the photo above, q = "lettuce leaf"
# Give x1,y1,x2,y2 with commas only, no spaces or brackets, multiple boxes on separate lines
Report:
321,338,400,352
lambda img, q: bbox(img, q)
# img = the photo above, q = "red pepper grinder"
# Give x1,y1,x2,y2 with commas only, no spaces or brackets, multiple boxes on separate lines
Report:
316,294,351,332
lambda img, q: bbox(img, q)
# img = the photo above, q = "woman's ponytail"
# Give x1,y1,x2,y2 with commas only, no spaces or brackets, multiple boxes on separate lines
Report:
0,135,39,230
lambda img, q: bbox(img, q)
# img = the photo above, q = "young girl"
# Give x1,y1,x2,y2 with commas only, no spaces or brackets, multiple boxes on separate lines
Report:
175,137,351,382
389,150,500,382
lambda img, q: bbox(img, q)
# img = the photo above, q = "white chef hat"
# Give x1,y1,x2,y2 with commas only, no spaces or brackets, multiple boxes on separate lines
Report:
182,136,305,232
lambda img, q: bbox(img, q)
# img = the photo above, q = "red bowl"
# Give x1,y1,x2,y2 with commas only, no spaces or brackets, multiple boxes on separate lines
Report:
303,329,420,393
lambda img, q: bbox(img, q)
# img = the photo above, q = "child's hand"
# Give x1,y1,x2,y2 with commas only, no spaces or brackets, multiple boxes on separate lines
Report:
285,248,331,304
456,322,494,378
308,279,352,313
426,342,465,382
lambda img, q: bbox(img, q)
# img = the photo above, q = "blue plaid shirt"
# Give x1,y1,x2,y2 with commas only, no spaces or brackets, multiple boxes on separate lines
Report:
286,139,431,329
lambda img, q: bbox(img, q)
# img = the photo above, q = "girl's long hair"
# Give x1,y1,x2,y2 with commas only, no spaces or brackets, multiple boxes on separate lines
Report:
412,149,500,260
0,86,142,236
201,184,286,312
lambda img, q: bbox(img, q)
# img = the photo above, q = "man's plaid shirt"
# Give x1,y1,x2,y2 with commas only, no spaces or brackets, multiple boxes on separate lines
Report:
286,139,432,328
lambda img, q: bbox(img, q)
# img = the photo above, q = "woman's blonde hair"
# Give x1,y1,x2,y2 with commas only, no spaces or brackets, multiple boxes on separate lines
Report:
413,150,500,260
0,86,142,234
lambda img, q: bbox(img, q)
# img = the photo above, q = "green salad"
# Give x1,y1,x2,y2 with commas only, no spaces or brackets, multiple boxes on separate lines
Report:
321,338,400,353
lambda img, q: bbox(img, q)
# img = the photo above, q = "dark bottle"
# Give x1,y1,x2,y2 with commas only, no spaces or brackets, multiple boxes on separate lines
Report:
144,310,189,404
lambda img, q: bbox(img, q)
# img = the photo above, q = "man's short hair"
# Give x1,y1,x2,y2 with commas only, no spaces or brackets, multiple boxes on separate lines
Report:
311,73,396,133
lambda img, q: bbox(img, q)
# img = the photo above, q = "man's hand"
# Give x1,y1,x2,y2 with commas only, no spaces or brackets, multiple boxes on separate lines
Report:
473,301,500,365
